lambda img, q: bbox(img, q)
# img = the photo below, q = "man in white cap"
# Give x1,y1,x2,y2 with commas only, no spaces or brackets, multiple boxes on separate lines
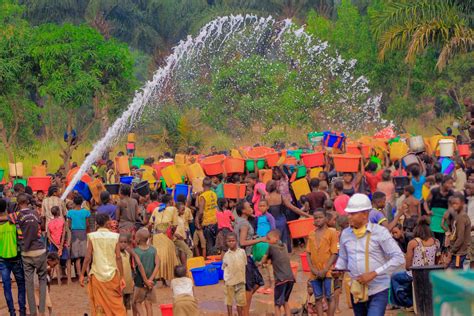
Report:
334,193,404,316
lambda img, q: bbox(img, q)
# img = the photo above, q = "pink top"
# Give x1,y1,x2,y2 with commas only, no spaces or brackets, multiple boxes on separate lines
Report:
48,217,65,246
252,182,267,217
216,210,234,231
334,194,350,215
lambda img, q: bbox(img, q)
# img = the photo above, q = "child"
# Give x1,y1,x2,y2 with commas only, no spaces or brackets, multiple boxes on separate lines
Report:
46,206,71,284
305,178,327,212
66,195,90,280
175,202,193,263
246,173,267,216
255,199,276,294
401,185,421,234
376,169,395,211
303,281,317,315
446,193,471,268
391,224,408,253
119,233,134,312
215,198,235,253
422,176,436,201
171,265,198,314
133,228,160,316
306,210,338,316
262,230,295,316
222,232,247,316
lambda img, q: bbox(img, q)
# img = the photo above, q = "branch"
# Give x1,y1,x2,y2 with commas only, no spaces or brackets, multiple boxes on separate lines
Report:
8,101,20,146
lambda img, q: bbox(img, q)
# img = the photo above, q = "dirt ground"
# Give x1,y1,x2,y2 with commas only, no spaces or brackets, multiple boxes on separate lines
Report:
1,250,410,316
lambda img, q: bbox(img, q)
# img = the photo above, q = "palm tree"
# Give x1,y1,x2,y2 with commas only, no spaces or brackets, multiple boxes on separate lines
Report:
373,0,473,71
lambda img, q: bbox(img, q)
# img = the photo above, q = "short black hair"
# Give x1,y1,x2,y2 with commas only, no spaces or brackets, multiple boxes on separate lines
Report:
162,194,172,204
96,213,110,227
13,183,25,193
100,191,111,204
176,193,186,203
17,193,29,206
47,252,60,262
404,185,415,195
73,195,84,206
51,206,60,217
309,178,320,189
174,265,187,278
120,184,131,196
372,191,386,202
333,180,343,191
150,190,159,201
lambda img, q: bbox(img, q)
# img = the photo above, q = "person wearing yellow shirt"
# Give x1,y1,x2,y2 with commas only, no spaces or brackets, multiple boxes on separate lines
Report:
141,158,158,188
196,177,218,256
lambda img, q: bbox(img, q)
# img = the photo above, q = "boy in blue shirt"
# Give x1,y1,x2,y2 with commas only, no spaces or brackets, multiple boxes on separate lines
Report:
66,195,90,280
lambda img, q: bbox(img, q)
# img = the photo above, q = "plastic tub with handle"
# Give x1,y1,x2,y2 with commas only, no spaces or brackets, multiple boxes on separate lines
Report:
301,152,325,168
160,304,173,316
27,176,51,192
408,135,425,153
200,155,225,175
130,157,145,168
161,165,183,186
457,144,470,157
223,183,246,199
115,156,130,175
300,252,310,272
190,265,219,286
265,152,280,167
438,139,454,157
389,142,409,161
287,217,314,239
224,157,245,174
0,168,4,181
8,162,23,177
246,159,265,172
332,154,361,173
346,143,371,158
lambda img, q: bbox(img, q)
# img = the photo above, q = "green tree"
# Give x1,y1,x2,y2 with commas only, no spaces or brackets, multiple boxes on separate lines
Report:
30,23,135,170
0,0,41,162
373,0,473,71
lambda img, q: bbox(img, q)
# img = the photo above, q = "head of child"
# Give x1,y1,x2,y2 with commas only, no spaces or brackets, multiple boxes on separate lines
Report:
266,229,281,244
309,178,320,191
228,199,237,210
246,173,258,188
73,195,84,209
100,190,111,205
324,199,334,213
372,191,386,210
411,165,421,178
162,193,173,206
47,252,60,269
51,206,61,218
319,181,329,193
258,199,269,214
176,193,186,204
96,213,110,230
211,175,222,185
425,176,435,188
176,202,185,215
313,209,328,229
342,172,354,184
319,171,328,182
382,169,391,182
217,198,228,212
203,177,212,191
367,162,378,173
119,233,131,252
448,192,465,214
120,184,131,198
336,215,349,230
404,185,415,198
226,232,238,251
174,265,187,279
391,224,404,240
334,180,344,194
135,228,150,246
327,211,337,228
37,190,45,201
442,175,454,191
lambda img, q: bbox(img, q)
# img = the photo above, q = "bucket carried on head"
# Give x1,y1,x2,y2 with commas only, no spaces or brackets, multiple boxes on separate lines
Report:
408,135,425,153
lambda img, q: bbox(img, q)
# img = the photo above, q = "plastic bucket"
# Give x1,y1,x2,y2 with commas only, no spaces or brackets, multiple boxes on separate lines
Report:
308,132,324,146
134,181,150,197
430,270,474,316
161,165,183,186
73,180,92,201
439,157,455,175
393,176,410,194
389,142,409,161
346,143,371,158
88,178,106,203
120,176,133,185
105,184,120,195
439,139,454,157
8,162,23,177
245,159,265,172
291,178,310,200
458,144,470,157
115,156,130,175
127,133,136,143
211,261,224,280
246,146,274,159
31,165,47,177
332,154,361,173
290,261,299,280
408,135,425,153
296,166,307,179
401,153,419,169
224,157,245,174
323,131,345,149
223,183,246,199
190,265,219,286
13,178,27,187
284,156,297,166
130,157,145,168
200,155,225,175
27,176,51,192
301,152,325,168
300,252,310,272
0,168,4,181
287,217,314,239
309,167,323,179
174,184,190,201
265,152,280,167
258,169,272,184
160,304,173,316
175,154,187,164
287,149,303,160
186,163,205,181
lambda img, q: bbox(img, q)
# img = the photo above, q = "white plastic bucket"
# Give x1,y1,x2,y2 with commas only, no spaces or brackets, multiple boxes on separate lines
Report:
9,162,23,177
409,135,425,153
439,139,454,157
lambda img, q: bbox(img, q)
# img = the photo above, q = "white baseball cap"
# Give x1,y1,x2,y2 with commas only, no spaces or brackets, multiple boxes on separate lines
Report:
345,193,372,213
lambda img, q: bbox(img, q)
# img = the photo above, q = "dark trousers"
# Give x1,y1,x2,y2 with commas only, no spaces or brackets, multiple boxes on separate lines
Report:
22,252,48,315
390,271,413,307
203,224,218,255
351,288,389,316
0,256,26,316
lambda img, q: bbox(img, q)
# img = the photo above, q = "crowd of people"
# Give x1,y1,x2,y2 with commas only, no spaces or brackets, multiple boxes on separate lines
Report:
0,138,473,316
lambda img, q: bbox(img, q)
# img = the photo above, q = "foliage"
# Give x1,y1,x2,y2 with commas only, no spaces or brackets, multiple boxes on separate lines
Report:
373,0,473,71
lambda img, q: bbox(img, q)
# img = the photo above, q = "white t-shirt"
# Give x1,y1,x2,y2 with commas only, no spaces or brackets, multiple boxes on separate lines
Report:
170,277,194,298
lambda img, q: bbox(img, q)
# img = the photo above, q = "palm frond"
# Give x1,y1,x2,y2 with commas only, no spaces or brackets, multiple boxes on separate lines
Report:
378,22,418,61
437,25,474,71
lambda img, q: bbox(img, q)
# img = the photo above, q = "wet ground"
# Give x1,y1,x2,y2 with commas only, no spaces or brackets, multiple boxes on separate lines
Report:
1,250,412,315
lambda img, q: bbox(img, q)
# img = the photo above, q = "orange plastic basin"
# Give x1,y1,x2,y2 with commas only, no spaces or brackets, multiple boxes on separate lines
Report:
288,217,314,239
458,144,470,157
200,155,225,176
346,144,371,158
224,157,245,174
333,154,361,173
246,146,274,159
28,176,51,192
301,152,325,168
265,152,280,167
223,183,246,199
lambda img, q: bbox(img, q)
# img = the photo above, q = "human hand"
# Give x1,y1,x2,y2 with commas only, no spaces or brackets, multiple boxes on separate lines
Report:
79,275,85,287
145,279,154,289
120,278,126,290
356,271,377,285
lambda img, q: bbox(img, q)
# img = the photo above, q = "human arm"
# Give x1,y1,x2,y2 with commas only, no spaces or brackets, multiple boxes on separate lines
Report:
149,249,161,286
372,228,406,277
405,239,417,270
195,196,204,230
115,201,121,222
449,215,468,255
115,241,125,287
239,224,266,247
80,240,93,287
282,197,310,218
127,247,152,288
424,191,433,215
441,210,451,232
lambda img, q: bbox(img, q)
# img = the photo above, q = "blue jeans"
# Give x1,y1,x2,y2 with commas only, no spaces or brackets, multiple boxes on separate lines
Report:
310,278,333,300
0,256,27,316
390,271,413,307
351,288,389,316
